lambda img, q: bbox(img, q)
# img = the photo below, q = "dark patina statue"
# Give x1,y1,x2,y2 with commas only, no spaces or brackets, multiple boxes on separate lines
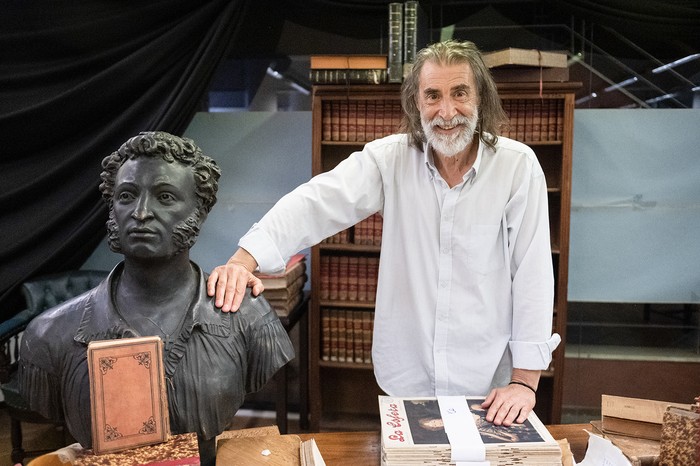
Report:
19,131,294,465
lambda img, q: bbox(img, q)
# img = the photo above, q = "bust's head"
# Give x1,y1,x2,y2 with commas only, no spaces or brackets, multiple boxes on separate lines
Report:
99,131,221,256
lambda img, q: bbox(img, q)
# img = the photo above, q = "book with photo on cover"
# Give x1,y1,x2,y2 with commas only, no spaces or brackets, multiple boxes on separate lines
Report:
88,336,170,455
379,395,562,465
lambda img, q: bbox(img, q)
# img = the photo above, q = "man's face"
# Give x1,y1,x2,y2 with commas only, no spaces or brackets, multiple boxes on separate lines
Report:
417,60,480,157
112,157,198,260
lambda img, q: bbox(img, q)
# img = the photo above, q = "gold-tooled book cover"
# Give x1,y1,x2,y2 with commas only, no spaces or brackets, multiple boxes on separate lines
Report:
87,336,170,455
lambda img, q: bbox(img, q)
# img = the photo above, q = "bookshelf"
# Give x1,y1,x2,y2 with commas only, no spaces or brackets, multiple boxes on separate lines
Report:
308,81,579,429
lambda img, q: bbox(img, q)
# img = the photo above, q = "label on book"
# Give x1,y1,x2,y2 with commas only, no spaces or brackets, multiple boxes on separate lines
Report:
437,396,486,463
88,336,170,454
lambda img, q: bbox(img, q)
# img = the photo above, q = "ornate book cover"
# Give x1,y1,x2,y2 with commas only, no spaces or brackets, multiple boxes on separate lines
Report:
87,336,169,455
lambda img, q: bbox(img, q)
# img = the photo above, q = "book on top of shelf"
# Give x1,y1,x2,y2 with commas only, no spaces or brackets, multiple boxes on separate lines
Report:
483,48,568,69
255,254,307,289
87,336,170,455
310,54,388,70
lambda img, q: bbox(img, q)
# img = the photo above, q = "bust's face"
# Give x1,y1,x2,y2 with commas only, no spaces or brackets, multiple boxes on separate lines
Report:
112,157,198,259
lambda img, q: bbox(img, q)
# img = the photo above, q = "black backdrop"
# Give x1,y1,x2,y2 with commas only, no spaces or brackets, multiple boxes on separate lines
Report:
1,0,697,318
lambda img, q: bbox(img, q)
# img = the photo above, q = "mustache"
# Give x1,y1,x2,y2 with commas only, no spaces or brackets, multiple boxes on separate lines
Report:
428,115,471,128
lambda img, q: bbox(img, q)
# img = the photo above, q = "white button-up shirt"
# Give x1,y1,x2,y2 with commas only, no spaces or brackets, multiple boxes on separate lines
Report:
240,133,560,397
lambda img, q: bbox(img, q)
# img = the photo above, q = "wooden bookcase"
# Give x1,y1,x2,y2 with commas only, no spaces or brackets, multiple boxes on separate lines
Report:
308,82,579,430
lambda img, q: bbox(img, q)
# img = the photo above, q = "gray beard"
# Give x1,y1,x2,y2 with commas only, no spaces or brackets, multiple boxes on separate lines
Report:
422,112,479,158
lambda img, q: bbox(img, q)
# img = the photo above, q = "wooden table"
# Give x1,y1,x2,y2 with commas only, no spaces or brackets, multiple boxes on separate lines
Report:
298,424,591,465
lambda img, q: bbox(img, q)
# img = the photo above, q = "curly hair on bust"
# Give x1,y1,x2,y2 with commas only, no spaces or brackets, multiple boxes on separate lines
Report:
99,131,221,253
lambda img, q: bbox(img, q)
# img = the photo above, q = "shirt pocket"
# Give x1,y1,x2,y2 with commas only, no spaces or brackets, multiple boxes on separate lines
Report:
464,224,504,275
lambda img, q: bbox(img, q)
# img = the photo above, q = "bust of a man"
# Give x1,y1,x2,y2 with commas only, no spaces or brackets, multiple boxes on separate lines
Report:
19,132,294,459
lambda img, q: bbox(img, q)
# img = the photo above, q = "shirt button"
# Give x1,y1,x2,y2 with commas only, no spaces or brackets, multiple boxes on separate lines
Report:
442,248,449,254
440,281,447,288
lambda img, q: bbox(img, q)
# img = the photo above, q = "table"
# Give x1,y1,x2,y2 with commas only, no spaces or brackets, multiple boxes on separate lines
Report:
273,292,310,433
298,424,592,465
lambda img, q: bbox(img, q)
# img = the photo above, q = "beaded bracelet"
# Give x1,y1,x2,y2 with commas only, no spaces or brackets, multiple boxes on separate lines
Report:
509,380,537,394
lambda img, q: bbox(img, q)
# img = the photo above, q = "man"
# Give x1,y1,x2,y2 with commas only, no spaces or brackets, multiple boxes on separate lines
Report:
19,132,294,453
208,40,560,426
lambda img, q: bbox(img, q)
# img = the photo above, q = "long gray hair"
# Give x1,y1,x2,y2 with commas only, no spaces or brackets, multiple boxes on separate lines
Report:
400,40,508,152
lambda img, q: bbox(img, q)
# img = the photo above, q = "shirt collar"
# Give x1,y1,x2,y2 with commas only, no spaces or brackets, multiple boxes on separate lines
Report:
423,137,484,185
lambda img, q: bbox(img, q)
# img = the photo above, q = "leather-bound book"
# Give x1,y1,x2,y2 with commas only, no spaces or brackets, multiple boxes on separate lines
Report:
87,336,169,455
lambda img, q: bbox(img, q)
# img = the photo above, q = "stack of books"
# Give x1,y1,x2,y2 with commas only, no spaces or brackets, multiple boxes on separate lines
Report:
588,394,695,466
309,54,388,85
256,254,308,317
379,396,563,465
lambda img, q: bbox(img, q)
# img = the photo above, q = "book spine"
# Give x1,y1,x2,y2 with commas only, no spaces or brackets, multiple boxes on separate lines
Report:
309,69,387,85
388,3,403,83
403,1,418,65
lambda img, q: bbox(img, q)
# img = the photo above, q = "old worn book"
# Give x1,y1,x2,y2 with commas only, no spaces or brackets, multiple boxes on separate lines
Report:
601,395,692,441
87,336,169,455
310,54,387,70
658,405,700,466
483,48,568,69
261,274,306,301
590,420,660,466
255,254,307,289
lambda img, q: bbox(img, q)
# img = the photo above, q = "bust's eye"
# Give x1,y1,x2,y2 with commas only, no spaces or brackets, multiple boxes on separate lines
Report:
117,191,135,202
159,192,176,203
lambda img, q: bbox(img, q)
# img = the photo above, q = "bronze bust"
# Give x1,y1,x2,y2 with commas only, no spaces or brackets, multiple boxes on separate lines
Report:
19,132,294,464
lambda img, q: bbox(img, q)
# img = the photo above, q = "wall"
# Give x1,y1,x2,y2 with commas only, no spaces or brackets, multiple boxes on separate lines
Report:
568,109,700,304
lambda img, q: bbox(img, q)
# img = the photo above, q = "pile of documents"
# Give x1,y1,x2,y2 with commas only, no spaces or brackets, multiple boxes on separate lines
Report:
379,396,562,465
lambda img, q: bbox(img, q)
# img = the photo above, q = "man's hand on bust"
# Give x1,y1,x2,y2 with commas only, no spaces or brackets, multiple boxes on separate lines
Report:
207,248,263,312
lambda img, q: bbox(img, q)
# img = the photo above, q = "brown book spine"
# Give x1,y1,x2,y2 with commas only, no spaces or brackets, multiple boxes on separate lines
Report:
348,256,359,301
556,99,564,141
338,256,349,301
328,256,339,300
322,101,332,141
357,256,368,303
353,311,364,363
365,100,376,141
337,309,346,362
362,312,373,364
524,99,533,142
331,101,340,141
547,99,557,141
320,256,330,300
374,100,385,138
532,99,542,142
367,257,379,302
516,99,526,141
501,99,512,138
321,308,331,361
339,101,348,141
356,100,366,142
329,309,339,361
345,309,354,363
373,213,383,246
347,100,357,142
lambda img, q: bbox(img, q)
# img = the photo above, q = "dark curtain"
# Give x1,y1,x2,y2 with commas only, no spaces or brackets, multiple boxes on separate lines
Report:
0,0,255,316
0,0,696,318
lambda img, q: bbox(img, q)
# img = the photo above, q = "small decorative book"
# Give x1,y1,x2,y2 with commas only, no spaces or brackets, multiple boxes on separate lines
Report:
87,336,170,455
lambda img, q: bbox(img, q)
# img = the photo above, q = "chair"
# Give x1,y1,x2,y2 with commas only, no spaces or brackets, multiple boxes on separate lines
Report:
0,270,108,464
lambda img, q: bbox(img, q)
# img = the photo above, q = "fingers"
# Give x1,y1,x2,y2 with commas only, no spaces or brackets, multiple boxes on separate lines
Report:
483,385,535,426
207,263,263,312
